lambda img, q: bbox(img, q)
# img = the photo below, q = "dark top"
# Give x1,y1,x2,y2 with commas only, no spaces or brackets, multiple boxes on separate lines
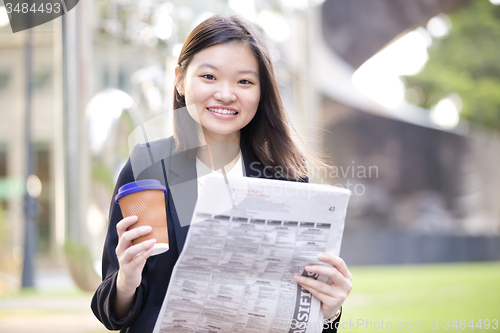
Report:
91,137,340,332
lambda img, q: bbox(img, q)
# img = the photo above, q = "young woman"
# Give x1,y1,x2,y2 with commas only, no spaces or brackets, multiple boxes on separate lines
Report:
91,15,352,333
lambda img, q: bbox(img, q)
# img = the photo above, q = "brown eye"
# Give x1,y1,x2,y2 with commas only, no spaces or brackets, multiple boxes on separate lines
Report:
202,74,215,80
239,79,252,85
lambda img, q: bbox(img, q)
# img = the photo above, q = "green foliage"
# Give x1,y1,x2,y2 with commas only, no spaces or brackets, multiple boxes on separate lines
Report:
92,162,114,192
63,240,94,265
63,240,101,292
404,0,500,130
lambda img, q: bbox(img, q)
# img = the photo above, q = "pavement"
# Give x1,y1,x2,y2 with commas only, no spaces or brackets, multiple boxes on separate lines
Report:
0,269,109,333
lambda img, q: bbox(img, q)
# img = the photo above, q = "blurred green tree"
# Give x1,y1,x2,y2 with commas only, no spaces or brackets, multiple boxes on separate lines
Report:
404,0,500,131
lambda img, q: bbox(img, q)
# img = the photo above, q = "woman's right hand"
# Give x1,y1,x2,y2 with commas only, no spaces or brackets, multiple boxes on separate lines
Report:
114,215,156,318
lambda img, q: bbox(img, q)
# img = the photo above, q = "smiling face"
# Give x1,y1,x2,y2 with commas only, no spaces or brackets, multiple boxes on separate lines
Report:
175,42,261,144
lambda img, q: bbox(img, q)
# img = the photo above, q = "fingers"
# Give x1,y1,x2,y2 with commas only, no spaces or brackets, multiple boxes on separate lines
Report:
116,216,139,238
122,239,157,264
295,277,333,303
297,282,342,320
116,225,153,255
292,254,353,311
293,274,348,319
293,275,342,315
115,216,154,261
116,242,156,294
318,253,353,281
294,274,350,298
304,264,352,291
293,274,334,297
114,216,158,294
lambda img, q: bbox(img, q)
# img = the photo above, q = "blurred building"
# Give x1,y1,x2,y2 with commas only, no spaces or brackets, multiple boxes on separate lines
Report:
316,0,500,264
0,22,58,291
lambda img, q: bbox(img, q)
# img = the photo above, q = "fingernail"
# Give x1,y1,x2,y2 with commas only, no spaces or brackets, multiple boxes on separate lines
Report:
293,275,302,281
148,239,156,243
318,253,326,260
304,265,312,271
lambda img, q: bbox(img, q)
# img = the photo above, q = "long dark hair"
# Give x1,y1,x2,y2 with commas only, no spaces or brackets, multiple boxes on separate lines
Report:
173,15,309,180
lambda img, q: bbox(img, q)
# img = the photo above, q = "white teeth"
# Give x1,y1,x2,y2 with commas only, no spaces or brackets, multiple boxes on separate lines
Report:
208,108,237,115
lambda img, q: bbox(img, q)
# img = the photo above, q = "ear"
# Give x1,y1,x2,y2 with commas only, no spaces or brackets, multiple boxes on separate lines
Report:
174,66,184,95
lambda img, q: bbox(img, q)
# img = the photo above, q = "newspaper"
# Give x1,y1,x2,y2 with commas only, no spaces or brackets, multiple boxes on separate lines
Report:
153,175,351,333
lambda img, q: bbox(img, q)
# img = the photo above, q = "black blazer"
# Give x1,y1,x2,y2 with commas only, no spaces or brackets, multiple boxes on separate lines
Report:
91,137,340,332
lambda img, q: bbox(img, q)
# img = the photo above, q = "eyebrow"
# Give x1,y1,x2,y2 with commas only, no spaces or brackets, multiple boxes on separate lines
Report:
197,63,259,77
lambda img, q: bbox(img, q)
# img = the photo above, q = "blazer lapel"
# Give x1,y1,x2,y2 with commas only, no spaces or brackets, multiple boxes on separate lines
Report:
164,145,198,255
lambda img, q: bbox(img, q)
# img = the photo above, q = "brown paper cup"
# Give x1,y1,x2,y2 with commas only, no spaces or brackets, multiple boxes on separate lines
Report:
118,189,169,255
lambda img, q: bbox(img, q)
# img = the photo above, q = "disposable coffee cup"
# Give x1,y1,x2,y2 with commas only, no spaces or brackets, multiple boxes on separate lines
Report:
115,179,169,256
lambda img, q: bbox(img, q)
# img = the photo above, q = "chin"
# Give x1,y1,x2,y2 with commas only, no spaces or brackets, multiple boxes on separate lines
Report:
203,126,241,137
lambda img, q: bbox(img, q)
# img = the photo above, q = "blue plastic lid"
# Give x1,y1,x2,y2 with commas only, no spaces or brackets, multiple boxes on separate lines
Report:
115,179,167,204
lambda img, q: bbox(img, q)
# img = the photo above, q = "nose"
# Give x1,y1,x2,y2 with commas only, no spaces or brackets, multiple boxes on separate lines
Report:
214,82,236,103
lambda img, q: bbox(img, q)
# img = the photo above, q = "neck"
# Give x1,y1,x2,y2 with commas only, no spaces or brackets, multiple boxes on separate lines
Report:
197,130,241,172
202,129,240,147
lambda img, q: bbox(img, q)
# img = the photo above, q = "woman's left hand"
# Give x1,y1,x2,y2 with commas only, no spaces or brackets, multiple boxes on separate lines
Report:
293,253,353,320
